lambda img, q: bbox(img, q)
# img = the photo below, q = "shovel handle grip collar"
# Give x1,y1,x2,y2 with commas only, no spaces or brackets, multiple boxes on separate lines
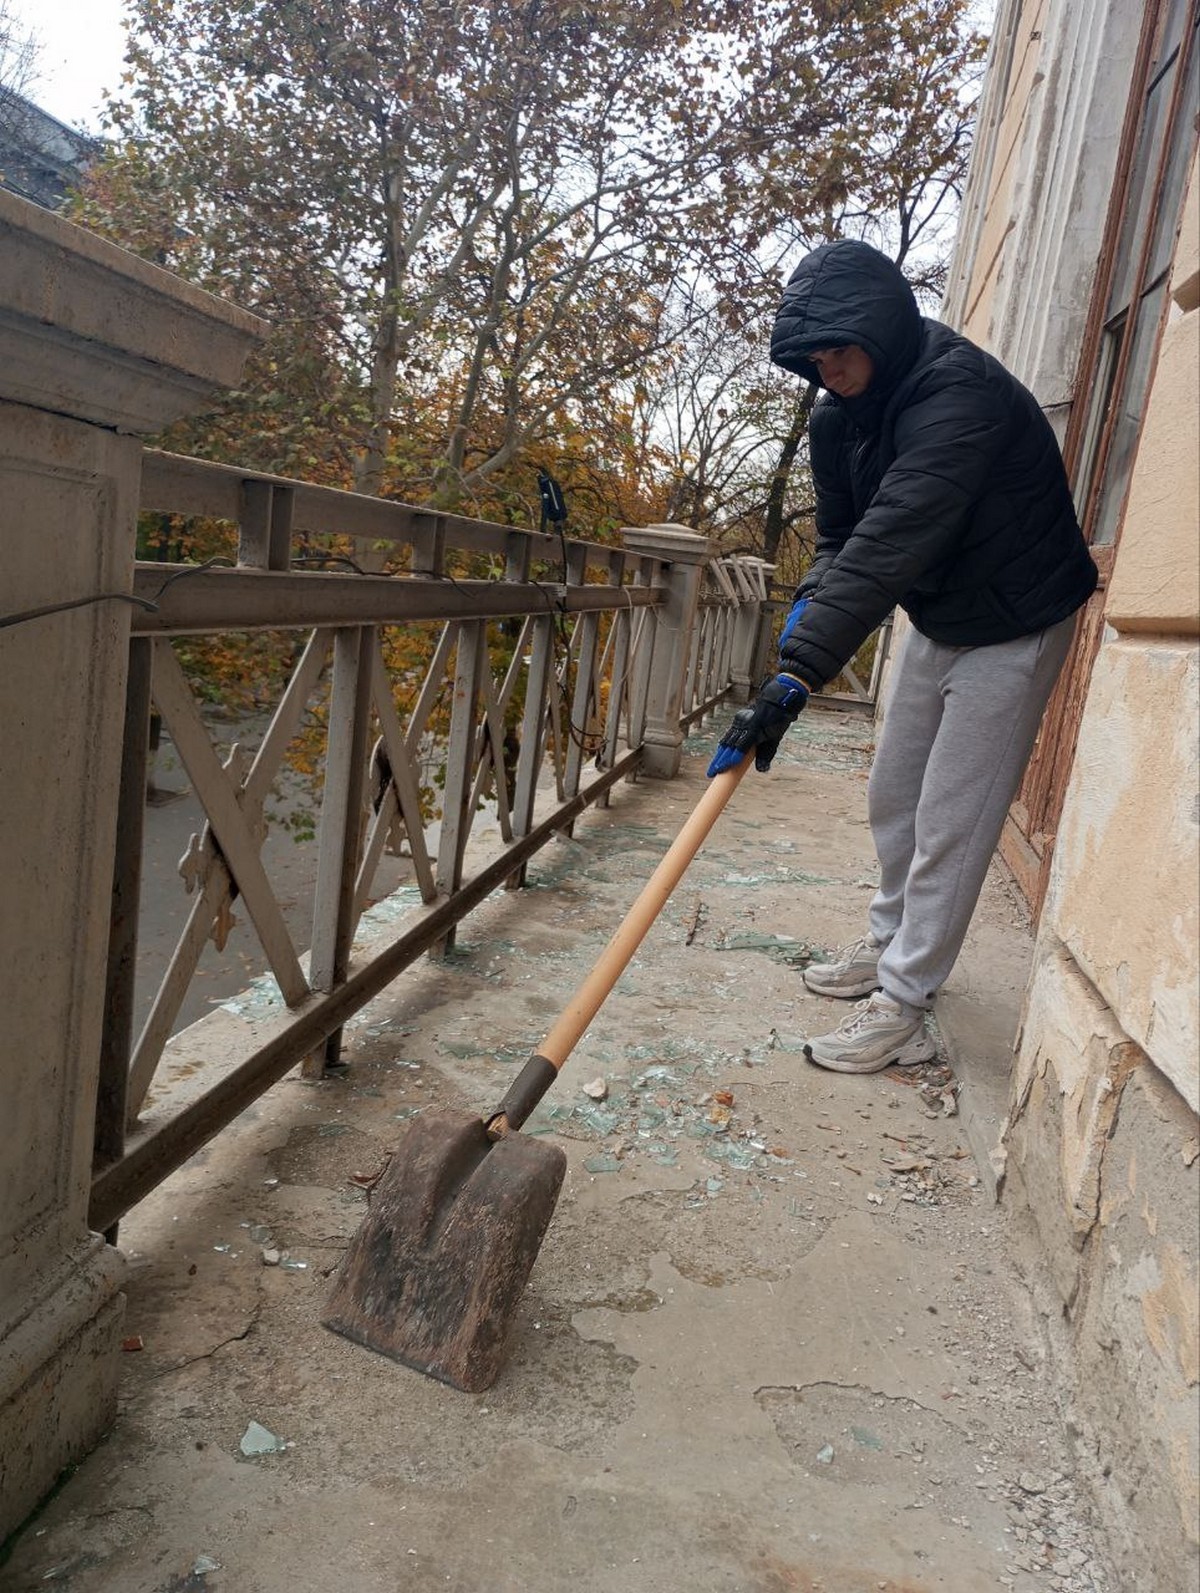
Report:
486,753,752,1138
487,1054,558,1137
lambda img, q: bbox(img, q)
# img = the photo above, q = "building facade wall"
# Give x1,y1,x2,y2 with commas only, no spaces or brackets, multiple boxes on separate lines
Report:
943,0,1145,429
1007,146,1199,1586
0,95,100,212
943,4,1199,1586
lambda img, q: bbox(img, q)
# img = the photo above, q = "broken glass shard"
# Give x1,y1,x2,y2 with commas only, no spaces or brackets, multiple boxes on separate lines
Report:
239,1421,287,1456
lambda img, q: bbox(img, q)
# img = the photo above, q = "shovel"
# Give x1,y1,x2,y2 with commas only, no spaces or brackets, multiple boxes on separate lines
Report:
322,753,751,1391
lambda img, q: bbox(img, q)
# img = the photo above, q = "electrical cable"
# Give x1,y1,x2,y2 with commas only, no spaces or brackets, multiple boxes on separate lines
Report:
291,553,368,574
0,592,158,631
0,556,237,633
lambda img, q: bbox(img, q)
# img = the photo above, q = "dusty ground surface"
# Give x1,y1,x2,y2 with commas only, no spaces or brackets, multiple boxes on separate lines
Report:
1,713,1117,1593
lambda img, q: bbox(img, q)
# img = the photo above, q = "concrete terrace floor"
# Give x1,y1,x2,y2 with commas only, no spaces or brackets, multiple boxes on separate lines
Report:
2,710,1115,1593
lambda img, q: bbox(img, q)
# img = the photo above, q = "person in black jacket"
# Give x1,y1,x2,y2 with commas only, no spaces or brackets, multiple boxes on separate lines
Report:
710,238,1097,1075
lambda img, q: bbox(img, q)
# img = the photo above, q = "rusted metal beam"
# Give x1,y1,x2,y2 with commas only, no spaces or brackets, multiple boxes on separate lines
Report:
130,564,660,635
139,448,624,566
468,622,524,843
680,688,729,730
87,746,641,1235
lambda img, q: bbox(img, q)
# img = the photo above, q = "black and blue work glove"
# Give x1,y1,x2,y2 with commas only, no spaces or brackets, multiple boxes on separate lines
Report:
707,673,810,776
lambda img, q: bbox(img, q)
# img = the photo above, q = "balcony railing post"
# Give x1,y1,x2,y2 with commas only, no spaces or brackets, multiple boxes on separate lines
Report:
620,524,712,778
625,554,655,759
696,559,737,720
510,617,555,833
728,557,775,704
435,619,486,944
682,597,704,720
713,559,740,701
305,624,374,1075
599,549,632,807
503,530,541,887
563,542,599,812
411,510,447,575
238,479,294,569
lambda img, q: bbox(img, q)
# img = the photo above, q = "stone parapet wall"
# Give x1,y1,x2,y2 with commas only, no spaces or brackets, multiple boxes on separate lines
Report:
0,191,263,1540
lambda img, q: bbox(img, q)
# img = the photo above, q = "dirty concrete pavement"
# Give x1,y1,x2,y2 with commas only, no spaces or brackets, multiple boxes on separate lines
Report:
1,712,1117,1593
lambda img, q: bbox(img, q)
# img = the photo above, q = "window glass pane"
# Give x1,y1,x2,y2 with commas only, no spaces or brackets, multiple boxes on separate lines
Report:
1107,67,1176,315
1150,0,1191,79
1091,279,1168,545
1147,39,1199,283
1073,318,1124,517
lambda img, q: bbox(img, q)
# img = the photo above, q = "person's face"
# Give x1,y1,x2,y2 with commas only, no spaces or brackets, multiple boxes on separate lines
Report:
808,344,875,398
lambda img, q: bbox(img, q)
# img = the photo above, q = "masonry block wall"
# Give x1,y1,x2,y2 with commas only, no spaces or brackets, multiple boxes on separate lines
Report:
938,3,1200,1583
1006,150,1200,1592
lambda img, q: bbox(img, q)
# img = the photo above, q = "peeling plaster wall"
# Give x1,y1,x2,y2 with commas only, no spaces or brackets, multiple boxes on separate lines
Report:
942,4,1200,1582
1008,962,1199,1588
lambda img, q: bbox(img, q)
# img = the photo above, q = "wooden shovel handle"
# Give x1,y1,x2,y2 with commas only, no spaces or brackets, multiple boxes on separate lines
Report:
540,753,751,1065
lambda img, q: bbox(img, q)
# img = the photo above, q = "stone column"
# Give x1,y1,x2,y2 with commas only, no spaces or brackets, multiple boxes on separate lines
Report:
727,557,776,704
0,191,264,1537
620,524,712,778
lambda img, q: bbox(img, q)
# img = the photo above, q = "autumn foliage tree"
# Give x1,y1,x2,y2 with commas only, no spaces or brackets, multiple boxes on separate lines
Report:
71,0,984,783
655,0,987,573
76,0,985,531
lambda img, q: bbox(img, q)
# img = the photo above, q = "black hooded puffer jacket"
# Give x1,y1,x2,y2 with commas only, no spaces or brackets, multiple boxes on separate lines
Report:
770,240,1098,690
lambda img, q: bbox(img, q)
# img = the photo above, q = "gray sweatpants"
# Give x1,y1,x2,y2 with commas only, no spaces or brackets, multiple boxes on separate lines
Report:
868,616,1077,1011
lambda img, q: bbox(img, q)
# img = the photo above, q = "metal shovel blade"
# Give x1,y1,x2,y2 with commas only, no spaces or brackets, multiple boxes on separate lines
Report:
322,1109,567,1392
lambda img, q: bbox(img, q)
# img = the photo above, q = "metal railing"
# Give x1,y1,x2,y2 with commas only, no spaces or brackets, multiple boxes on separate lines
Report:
757,592,894,713
90,452,767,1233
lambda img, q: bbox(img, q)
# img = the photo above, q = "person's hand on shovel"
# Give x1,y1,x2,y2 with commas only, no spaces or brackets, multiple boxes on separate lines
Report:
708,594,814,776
707,671,811,775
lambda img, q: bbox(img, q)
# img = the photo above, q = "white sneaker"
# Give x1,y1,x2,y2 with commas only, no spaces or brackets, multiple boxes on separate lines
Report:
803,993,936,1074
803,933,882,999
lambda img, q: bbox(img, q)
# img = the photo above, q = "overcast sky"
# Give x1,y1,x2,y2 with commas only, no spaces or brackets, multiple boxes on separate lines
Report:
9,0,130,132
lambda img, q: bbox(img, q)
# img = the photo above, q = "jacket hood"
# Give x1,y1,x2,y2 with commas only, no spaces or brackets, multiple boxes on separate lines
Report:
770,240,922,418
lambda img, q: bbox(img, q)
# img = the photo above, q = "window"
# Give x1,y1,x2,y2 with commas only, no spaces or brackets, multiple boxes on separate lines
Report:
1069,3,1199,544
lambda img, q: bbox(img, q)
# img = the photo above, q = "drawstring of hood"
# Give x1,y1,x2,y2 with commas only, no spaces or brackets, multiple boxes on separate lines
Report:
770,240,923,433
